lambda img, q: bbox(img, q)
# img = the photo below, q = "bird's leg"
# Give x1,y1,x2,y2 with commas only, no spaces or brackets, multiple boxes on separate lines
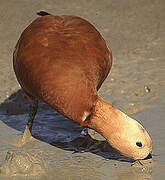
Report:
72,128,99,153
26,99,38,133
21,99,38,145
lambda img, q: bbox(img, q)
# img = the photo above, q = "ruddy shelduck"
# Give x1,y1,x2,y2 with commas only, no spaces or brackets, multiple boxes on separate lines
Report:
13,12,152,160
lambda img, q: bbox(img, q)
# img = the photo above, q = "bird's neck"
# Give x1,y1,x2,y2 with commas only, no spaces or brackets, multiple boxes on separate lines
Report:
85,97,130,146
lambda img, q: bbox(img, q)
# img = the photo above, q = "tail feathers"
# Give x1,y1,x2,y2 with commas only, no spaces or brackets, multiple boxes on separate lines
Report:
37,11,51,16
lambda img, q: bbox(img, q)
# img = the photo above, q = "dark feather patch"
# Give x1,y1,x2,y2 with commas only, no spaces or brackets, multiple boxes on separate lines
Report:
37,11,51,16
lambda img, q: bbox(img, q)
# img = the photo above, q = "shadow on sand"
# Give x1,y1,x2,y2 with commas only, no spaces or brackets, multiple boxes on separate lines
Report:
0,89,133,163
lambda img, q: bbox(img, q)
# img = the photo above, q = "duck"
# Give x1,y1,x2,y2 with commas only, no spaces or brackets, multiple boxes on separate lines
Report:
13,11,152,160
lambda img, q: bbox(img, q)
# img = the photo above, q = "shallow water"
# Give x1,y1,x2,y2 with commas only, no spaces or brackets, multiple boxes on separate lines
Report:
0,92,164,179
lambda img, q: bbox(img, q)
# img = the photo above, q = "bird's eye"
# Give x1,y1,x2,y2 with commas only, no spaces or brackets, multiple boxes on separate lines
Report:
136,141,143,147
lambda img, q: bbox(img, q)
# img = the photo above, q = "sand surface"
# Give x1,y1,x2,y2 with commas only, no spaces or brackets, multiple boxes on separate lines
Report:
0,0,165,179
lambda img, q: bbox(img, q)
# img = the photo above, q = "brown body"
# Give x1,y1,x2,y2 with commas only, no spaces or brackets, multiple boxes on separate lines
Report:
13,15,112,125
13,13,152,160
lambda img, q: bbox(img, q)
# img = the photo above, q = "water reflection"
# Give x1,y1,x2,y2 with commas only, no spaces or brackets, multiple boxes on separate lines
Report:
0,90,133,162
0,89,154,179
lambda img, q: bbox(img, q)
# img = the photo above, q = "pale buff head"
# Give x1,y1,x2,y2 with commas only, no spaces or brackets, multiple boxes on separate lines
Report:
107,114,152,160
87,97,152,160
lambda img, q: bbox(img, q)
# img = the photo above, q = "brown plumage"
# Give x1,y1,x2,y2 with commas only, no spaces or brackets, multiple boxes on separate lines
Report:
13,12,152,160
13,14,111,125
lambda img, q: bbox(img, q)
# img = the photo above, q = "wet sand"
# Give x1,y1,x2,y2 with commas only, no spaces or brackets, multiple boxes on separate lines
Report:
0,106,164,179
0,0,165,179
